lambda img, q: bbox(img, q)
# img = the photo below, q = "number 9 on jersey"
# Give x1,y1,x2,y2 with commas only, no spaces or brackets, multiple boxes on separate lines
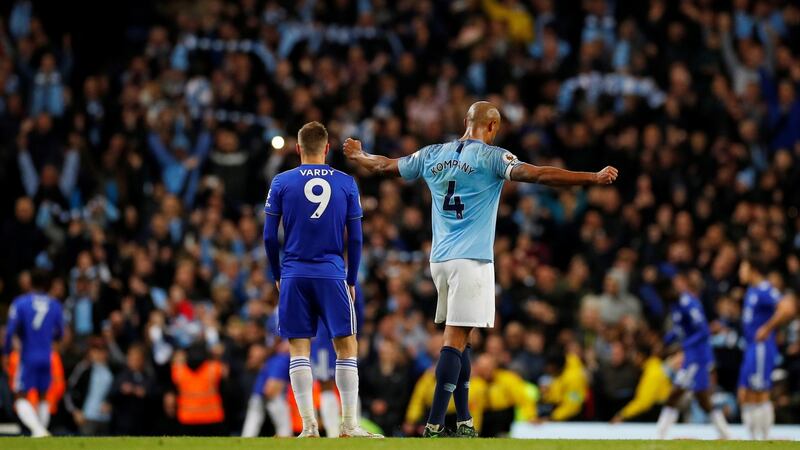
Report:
304,178,331,218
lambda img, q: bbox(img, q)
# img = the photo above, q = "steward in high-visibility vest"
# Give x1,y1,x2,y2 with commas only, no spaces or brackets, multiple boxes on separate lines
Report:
171,348,226,430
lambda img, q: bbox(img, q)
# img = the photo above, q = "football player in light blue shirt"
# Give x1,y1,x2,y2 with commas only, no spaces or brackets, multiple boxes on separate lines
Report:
343,101,618,437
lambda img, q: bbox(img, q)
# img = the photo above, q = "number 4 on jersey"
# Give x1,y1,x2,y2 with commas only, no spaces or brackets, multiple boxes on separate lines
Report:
443,180,464,219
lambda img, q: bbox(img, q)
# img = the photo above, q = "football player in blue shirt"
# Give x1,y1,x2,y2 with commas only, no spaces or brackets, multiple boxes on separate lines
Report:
241,342,292,437
311,286,365,438
737,257,795,440
343,101,618,437
3,270,63,437
264,121,379,438
654,275,731,439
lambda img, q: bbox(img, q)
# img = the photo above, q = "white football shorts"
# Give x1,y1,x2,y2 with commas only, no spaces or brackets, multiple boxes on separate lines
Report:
430,258,495,328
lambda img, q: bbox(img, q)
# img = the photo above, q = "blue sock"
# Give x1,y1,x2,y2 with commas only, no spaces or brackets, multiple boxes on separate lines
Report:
454,344,472,422
427,346,462,428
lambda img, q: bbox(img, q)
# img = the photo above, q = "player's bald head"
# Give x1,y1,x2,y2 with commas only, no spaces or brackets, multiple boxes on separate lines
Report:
465,101,501,127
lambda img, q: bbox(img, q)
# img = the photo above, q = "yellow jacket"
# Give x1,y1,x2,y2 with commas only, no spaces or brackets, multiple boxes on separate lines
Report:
481,368,537,421
543,354,588,421
619,357,671,419
405,369,488,431
482,0,535,43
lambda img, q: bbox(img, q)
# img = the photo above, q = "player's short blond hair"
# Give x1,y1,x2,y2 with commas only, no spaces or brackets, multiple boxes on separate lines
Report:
297,121,328,155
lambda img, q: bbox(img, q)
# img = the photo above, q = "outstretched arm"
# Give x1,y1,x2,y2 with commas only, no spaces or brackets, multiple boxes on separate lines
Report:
510,163,618,186
343,138,401,177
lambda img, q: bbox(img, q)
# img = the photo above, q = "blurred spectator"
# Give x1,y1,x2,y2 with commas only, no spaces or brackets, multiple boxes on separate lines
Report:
65,338,113,435
540,352,588,421
472,353,537,437
596,341,639,420
611,345,670,423
361,339,411,436
110,344,155,435
598,269,642,325
508,327,547,383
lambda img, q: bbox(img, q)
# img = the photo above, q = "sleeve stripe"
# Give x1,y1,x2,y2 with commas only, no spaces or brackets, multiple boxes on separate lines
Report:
504,162,516,181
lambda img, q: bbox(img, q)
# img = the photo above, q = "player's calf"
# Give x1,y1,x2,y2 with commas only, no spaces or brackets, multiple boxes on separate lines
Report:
288,338,318,435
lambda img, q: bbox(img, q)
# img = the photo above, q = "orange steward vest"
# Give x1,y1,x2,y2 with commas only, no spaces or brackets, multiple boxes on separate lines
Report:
172,361,224,425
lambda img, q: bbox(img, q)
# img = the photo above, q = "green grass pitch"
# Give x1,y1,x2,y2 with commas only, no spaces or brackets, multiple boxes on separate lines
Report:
1,437,799,450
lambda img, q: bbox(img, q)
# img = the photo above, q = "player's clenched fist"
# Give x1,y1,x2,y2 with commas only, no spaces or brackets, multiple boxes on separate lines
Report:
343,138,362,158
594,166,619,185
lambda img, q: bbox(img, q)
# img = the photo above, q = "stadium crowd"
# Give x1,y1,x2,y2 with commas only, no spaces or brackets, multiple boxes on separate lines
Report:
1,0,800,437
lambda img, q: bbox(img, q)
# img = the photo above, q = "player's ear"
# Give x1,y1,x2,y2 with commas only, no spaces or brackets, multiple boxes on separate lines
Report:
324,142,330,157
295,143,301,156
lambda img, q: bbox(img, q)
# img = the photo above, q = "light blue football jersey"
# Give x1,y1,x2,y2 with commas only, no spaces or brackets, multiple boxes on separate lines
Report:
398,139,521,262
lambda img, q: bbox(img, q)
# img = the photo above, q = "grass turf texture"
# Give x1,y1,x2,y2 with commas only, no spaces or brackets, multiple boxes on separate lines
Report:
1,438,799,450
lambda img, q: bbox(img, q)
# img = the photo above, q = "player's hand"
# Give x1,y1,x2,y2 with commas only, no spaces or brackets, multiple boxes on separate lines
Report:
755,325,771,342
343,138,363,159
348,284,356,304
610,414,624,424
275,281,280,293
594,166,618,185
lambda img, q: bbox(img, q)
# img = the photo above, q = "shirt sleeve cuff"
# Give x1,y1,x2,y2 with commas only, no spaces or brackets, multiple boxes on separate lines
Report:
504,162,520,180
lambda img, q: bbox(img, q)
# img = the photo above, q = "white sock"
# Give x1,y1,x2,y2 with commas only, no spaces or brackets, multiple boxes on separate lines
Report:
266,396,293,437
289,357,317,430
335,358,359,429
319,390,341,438
14,398,48,437
742,404,757,440
656,406,678,439
37,401,51,429
710,409,731,440
241,395,265,437
758,401,774,440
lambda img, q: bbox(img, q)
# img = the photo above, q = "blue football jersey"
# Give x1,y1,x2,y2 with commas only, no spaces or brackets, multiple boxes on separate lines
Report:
4,293,63,365
667,292,713,358
742,281,781,344
398,139,521,262
264,164,362,280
